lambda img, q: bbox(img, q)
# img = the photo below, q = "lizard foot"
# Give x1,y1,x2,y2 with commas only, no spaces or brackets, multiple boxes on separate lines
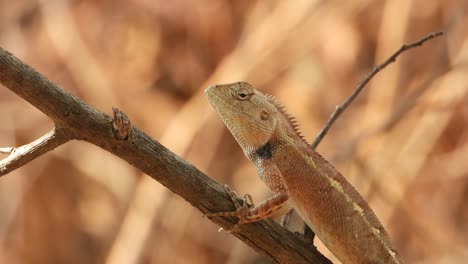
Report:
205,184,255,233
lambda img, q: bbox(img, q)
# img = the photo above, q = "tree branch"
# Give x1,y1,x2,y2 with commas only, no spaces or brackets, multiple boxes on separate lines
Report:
0,125,71,174
0,48,331,263
310,31,444,149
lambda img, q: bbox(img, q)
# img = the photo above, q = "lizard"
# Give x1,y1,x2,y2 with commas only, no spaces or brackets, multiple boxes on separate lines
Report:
204,82,403,264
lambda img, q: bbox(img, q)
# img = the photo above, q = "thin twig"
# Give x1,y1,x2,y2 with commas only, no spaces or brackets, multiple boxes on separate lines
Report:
0,125,71,175
310,31,444,149
0,147,14,154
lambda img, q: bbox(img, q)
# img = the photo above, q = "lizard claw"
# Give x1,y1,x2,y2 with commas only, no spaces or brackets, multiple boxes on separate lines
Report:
205,184,254,232
242,193,255,208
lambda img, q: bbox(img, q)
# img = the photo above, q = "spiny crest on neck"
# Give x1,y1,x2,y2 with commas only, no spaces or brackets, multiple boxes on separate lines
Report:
265,94,308,145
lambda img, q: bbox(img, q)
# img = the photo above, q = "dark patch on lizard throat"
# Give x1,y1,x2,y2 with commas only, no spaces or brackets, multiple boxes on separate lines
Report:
252,141,274,160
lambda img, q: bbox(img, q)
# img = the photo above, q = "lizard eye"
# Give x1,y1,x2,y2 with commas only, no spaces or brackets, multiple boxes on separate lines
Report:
234,88,251,101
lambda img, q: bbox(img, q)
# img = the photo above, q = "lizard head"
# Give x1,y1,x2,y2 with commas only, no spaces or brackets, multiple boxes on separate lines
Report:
205,82,279,156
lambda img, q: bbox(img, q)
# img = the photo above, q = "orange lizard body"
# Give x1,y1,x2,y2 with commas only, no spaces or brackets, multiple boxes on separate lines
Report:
205,82,403,264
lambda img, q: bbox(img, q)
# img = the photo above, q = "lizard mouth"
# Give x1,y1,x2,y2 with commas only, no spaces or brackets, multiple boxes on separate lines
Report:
204,85,214,96
204,85,220,99
204,85,237,118
204,86,253,149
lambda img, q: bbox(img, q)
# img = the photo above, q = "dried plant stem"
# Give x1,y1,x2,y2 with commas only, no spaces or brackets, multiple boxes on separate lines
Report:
0,126,71,174
311,31,443,149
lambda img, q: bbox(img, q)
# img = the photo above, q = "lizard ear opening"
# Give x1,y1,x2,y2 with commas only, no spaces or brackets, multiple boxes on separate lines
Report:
260,110,269,121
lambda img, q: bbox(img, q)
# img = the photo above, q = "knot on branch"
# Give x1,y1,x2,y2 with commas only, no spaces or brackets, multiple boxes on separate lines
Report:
112,107,132,140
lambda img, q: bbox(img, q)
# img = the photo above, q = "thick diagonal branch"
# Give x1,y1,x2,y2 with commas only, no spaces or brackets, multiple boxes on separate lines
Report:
0,48,330,264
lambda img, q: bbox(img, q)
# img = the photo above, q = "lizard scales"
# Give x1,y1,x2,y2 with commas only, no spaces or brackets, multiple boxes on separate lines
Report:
205,82,402,264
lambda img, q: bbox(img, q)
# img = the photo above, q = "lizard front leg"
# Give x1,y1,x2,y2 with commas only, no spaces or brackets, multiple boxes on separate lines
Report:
206,184,289,232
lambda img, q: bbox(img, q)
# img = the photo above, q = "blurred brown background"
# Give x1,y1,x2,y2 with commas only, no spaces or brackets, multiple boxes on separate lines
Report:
1,0,467,263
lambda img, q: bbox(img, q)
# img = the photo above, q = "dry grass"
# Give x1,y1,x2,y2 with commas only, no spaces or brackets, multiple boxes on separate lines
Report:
0,0,467,263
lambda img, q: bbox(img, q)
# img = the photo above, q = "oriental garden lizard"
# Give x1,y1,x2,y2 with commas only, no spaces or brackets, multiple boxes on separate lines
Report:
205,82,403,264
